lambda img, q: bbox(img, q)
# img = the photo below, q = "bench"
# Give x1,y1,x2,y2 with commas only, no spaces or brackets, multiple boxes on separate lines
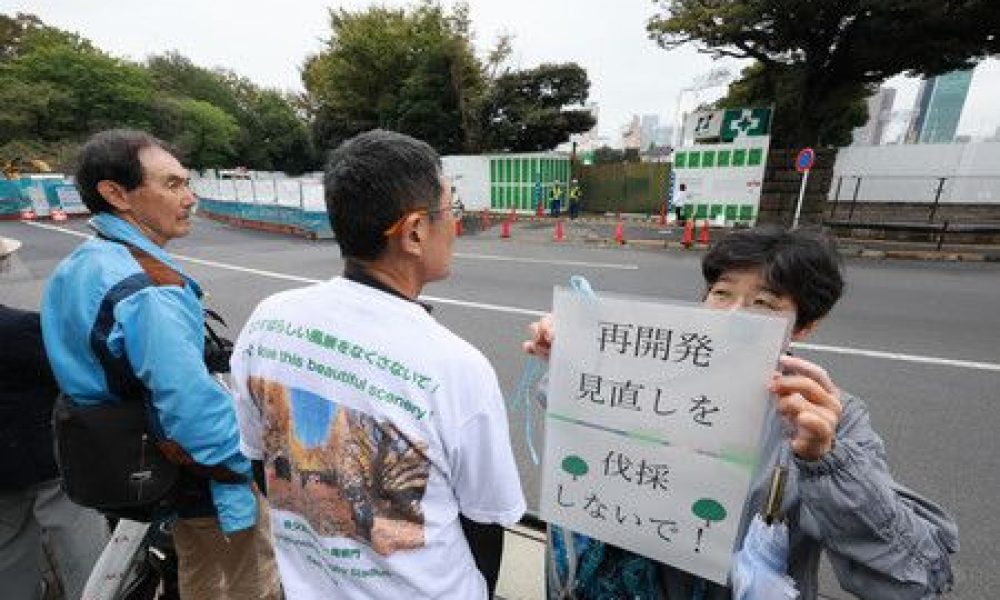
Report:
824,219,1000,250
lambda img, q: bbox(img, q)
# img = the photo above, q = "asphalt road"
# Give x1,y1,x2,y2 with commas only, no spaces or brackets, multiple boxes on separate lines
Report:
3,216,998,599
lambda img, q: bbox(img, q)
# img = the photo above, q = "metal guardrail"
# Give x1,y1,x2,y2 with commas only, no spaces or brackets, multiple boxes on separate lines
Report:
828,174,1000,222
824,219,1000,250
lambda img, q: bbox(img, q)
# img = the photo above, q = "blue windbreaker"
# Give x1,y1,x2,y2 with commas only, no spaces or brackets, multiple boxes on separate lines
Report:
41,213,255,533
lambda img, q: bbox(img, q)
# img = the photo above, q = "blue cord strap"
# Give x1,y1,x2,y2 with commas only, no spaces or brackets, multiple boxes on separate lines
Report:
510,276,598,466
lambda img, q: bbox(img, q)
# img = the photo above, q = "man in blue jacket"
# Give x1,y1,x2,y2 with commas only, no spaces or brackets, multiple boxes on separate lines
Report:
41,129,278,598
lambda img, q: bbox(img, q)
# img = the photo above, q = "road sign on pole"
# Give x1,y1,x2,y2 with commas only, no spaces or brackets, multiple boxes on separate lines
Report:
795,148,815,173
792,148,815,228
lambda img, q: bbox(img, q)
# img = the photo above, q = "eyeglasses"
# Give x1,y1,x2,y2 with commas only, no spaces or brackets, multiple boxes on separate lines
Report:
431,200,465,220
383,200,465,236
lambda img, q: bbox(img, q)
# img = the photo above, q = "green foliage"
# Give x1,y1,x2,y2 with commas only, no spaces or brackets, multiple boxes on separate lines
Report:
591,146,641,165
157,98,239,170
481,63,596,152
0,13,316,173
715,62,868,148
0,76,74,142
241,90,317,175
147,52,243,116
304,3,594,153
1,30,157,139
0,12,45,61
303,2,484,154
648,0,1000,147
146,55,317,173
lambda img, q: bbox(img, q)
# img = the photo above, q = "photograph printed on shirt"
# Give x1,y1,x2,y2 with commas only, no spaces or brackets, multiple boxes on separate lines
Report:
249,375,431,556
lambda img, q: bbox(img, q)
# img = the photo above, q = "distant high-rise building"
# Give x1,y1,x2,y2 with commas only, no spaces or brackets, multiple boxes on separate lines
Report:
653,126,674,147
905,69,974,144
621,115,641,150
640,114,660,149
852,88,896,146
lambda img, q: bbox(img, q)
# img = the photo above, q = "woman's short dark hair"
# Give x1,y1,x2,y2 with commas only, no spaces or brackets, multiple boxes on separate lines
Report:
74,129,171,214
324,129,442,260
702,226,844,330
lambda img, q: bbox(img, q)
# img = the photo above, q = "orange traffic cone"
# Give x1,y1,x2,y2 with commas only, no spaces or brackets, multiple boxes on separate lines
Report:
681,219,694,248
553,219,564,242
614,219,625,245
501,219,511,239
698,219,710,245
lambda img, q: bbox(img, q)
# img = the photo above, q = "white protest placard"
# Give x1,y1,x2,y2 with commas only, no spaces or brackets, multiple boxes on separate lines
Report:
539,287,791,585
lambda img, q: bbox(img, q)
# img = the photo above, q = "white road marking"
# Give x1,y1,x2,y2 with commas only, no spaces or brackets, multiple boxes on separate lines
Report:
790,342,1000,373
454,252,638,270
23,220,1000,372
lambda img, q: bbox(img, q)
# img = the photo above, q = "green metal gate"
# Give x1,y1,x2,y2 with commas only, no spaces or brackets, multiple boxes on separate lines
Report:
489,154,570,211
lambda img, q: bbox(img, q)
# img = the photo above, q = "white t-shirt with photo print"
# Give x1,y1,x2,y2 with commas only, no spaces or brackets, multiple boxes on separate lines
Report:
232,277,525,599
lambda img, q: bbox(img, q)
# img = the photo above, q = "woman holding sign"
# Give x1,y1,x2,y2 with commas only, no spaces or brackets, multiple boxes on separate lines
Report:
523,227,958,600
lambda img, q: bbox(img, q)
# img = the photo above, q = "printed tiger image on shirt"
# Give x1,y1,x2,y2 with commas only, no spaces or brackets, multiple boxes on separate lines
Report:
249,376,430,556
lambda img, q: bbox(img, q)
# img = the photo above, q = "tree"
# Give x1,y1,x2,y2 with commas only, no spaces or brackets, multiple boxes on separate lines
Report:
1,27,156,138
302,2,484,154
242,90,317,174
158,97,240,170
480,63,596,152
0,76,74,142
591,146,640,165
147,52,242,117
648,0,1000,147
148,53,317,172
0,12,45,61
1,13,315,172
714,62,868,148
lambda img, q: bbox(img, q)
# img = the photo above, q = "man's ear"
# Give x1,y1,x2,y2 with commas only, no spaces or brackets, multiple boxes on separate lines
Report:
96,180,130,212
398,213,425,256
791,319,820,341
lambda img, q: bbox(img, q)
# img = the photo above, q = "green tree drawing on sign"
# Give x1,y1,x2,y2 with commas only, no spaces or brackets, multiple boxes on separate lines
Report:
691,498,727,553
561,455,589,481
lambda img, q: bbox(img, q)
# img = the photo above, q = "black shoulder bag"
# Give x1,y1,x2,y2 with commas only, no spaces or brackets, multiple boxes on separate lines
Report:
53,243,242,522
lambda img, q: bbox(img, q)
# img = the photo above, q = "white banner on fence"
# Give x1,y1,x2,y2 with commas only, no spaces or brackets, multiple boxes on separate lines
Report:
539,287,791,584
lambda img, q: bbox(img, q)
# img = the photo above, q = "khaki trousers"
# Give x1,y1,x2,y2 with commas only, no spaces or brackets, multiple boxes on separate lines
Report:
172,491,281,600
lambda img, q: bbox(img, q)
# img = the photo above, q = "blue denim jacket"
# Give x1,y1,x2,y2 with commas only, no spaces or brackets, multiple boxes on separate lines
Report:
41,213,255,533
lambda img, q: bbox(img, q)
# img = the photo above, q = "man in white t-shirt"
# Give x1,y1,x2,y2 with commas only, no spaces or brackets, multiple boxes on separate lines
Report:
673,182,688,224
232,129,526,599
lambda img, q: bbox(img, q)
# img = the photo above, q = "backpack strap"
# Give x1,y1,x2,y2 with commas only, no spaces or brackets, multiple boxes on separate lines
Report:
127,246,184,287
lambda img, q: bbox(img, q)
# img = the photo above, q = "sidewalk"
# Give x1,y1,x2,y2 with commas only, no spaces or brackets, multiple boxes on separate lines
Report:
462,214,1000,262
496,524,546,600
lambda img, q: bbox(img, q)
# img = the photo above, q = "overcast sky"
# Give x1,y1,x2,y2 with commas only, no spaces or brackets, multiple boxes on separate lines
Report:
4,0,999,142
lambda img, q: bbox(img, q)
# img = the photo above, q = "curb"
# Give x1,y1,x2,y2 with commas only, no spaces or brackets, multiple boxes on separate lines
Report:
578,236,997,262
199,210,331,240
840,247,995,262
